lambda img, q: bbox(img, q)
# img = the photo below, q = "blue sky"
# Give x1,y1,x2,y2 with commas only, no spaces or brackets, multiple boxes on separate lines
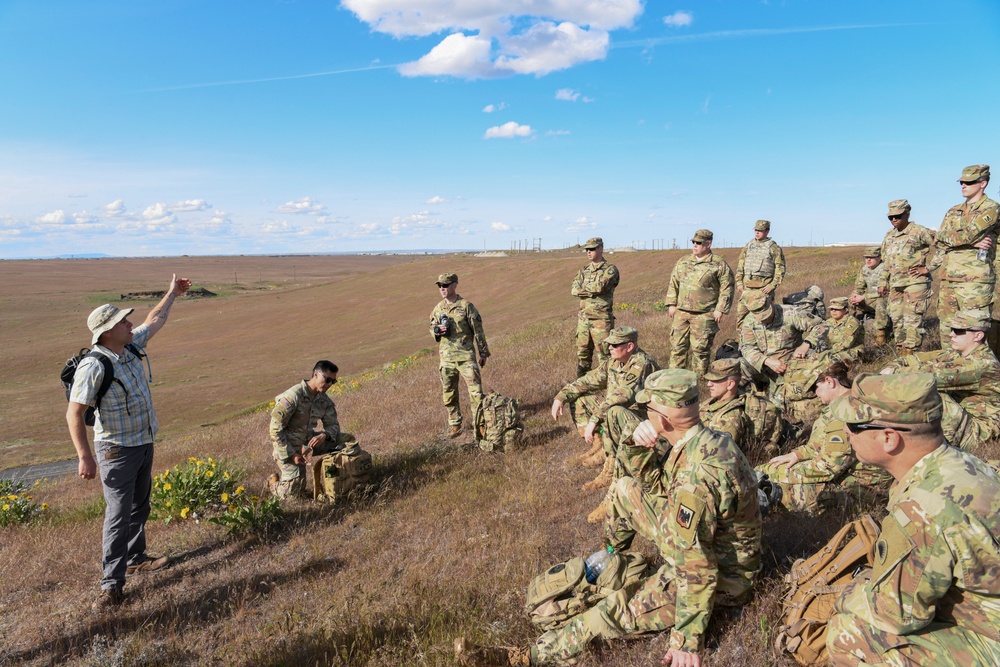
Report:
1,1,998,258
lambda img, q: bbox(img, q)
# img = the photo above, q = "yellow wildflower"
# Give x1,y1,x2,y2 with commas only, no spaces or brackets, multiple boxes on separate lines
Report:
205,470,214,478
228,505,236,512
235,485,245,496
188,457,197,463
181,507,190,519
221,492,229,503
41,503,48,510
163,483,172,491
2,504,9,511
223,472,231,480
208,457,215,465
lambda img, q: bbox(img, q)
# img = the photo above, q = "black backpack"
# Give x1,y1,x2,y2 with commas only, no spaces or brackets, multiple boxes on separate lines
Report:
60,344,145,426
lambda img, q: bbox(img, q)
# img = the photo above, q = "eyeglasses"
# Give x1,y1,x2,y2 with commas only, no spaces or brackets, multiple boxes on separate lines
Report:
319,375,338,386
644,404,670,420
960,180,981,186
845,422,911,434
887,215,905,221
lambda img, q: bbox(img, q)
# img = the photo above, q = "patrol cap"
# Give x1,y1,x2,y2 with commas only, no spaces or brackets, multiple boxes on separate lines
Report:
945,311,991,332
887,200,911,215
746,293,774,322
828,296,849,311
863,246,881,258
959,165,990,183
830,372,942,425
583,237,603,250
604,326,638,346
635,369,700,408
436,273,458,287
88,304,134,346
704,358,741,382
692,229,713,243
754,220,771,231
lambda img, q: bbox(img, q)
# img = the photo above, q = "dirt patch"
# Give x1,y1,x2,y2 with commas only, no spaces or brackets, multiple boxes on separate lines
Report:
121,287,217,300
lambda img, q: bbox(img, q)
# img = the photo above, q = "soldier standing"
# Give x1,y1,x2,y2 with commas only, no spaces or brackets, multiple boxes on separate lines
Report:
826,373,1000,666
736,219,786,322
700,358,752,447
430,273,490,438
665,229,734,374
877,199,934,353
571,237,619,377
922,165,1000,343
849,246,890,345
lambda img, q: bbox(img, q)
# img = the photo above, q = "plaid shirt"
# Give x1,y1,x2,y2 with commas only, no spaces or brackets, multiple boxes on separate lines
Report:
70,324,156,447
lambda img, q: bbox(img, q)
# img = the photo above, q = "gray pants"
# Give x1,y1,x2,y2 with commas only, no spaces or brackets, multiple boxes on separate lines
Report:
96,441,154,590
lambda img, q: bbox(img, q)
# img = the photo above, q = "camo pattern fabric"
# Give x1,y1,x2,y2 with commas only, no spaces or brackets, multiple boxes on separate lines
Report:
572,260,619,375
826,315,863,364
879,222,935,290
883,343,1000,445
429,296,490,364
886,283,932,351
936,281,995,343
927,194,1000,284
270,380,340,462
665,252,735,314
738,304,828,373
701,394,752,449
667,310,719,375
853,262,888,330
827,444,1000,666
736,237,785,321
556,348,660,428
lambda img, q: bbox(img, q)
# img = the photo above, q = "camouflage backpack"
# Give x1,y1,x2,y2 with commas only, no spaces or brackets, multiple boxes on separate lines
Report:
474,392,524,452
783,285,827,320
775,515,881,666
524,551,648,631
311,440,373,501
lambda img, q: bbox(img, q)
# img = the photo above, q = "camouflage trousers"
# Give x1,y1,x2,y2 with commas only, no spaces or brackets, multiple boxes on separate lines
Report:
568,394,603,432
886,283,931,350
576,314,613,377
853,297,889,333
273,431,355,499
440,358,483,427
941,393,1000,451
755,463,877,514
938,280,994,342
827,584,1000,666
668,310,718,375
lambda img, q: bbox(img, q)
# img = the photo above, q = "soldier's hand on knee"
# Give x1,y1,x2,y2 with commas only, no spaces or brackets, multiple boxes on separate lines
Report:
769,451,799,467
584,421,597,444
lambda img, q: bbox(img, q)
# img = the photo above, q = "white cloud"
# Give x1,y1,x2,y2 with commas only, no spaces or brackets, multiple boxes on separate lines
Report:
491,221,511,231
542,215,553,222
274,197,326,215
168,198,211,212
101,199,127,217
426,195,447,205
262,220,291,234
36,210,68,224
566,216,597,232
663,10,693,27
344,0,642,79
555,88,580,101
482,102,507,113
546,129,571,136
484,121,533,139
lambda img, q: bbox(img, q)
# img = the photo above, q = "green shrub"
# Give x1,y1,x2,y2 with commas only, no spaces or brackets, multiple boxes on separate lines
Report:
150,457,240,523
209,493,284,538
0,479,46,527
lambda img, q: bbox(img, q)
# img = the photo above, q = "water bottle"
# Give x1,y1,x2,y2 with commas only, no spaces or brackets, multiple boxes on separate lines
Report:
978,247,989,263
583,545,614,584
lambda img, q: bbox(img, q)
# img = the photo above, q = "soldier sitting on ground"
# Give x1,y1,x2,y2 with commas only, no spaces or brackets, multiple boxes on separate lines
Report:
849,246,891,345
825,296,864,364
457,370,761,667
551,326,659,503
700,358,752,447
756,359,891,514
825,372,1000,666
880,312,1000,451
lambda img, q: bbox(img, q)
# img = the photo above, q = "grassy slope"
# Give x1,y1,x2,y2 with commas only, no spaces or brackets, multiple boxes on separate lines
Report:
3,247,991,666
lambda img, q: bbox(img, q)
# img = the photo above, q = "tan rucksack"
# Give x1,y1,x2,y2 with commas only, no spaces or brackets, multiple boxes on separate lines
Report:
473,391,524,453
311,443,373,501
774,515,881,666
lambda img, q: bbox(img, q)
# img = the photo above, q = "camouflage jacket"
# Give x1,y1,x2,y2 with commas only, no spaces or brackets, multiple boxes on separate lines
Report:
429,296,490,364
736,238,786,289
665,253,735,314
701,394,751,447
886,344,1000,440
928,195,1000,283
826,315,863,364
555,348,659,424
269,380,340,461
853,262,884,302
879,222,935,289
739,304,828,372
571,260,619,320
789,405,890,488
616,424,761,652
836,444,1000,644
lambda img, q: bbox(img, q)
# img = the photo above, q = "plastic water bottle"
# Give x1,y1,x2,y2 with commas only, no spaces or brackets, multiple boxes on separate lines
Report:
583,545,614,584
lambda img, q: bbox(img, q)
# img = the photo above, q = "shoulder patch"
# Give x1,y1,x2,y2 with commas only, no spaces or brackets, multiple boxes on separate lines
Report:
673,489,707,546
871,513,915,583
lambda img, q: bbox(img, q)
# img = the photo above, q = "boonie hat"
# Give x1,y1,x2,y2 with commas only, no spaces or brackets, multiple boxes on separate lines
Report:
959,165,990,182
704,358,741,382
828,297,849,311
830,372,942,425
88,304,134,345
863,246,881,258
887,200,911,215
945,311,991,332
436,273,458,286
746,293,774,322
692,229,713,243
583,237,603,250
635,369,699,408
605,326,638,346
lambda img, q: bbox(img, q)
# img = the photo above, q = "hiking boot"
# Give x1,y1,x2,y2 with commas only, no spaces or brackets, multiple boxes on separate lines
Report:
448,424,463,439
454,637,531,666
581,449,606,468
267,473,279,496
586,497,610,524
574,438,603,464
582,455,613,492
127,554,172,575
91,587,124,612
874,329,888,346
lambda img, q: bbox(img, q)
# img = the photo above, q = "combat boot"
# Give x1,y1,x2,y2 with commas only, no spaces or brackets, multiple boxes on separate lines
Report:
575,437,603,464
874,329,888,346
586,496,610,524
582,455,613,492
266,473,279,497
581,433,605,467
454,637,531,666
448,423,463,438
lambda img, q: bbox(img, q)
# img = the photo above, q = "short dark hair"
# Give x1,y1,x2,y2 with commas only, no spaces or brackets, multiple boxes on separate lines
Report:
313,360,338,375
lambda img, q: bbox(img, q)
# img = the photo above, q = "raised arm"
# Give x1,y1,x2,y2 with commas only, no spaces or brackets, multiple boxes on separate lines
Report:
143,274,191,340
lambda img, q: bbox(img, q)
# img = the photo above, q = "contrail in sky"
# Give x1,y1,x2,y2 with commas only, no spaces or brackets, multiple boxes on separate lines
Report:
615,23,930,49
140,64,398,93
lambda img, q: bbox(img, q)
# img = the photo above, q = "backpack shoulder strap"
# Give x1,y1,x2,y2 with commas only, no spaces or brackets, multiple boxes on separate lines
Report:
87,350,116,411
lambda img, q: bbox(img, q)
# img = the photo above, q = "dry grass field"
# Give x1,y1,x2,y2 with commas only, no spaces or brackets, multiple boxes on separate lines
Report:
1,247,993,666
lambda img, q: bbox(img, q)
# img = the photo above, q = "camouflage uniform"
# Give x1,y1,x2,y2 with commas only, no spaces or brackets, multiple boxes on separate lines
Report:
430,292,490,428
700,359,752,447
665,231,734,375
269,380,342,498
530,371,761,664
571,241,620,376
879,202,934,351
852,249,888,332
735,221,786,321
825,311,863,365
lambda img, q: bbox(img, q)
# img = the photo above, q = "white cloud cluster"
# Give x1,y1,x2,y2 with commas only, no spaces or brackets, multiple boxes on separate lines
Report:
663,10,693,27
343,0,643,79
491,221,511,231
168,198,211,212
426,195,447,205
555,87,593,103
482,102,506,113
484,121,533,139
274,197,326,215
566,216,597,232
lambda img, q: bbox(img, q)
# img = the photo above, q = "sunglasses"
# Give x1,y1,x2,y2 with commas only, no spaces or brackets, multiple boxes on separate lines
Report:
960,180,982,186
950,328,979,336
319,375,338,386
691,240,705,245
887,215,905,221
609,341,629,348
845,422,911,434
